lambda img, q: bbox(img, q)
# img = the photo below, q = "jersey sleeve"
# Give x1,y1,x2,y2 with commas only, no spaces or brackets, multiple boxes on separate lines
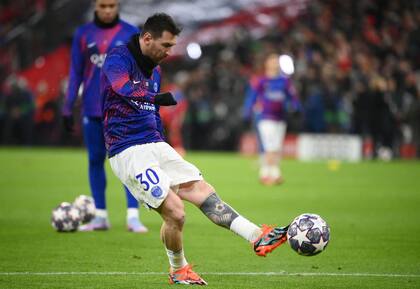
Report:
242,80,259,120
62,27,84,116
285,78,301,112
102,52,156,103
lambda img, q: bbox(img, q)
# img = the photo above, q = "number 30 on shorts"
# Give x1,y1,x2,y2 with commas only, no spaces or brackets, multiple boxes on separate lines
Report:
135,168,160,191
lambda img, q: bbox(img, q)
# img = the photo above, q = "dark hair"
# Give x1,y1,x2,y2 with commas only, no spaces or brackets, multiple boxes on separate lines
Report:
141,13,181,38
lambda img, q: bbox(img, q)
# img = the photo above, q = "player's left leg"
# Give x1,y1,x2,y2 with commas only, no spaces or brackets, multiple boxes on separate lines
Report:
270,120,287,184
265,151,282,184
177,180,289,257
257,119,286,185
80,117,109,231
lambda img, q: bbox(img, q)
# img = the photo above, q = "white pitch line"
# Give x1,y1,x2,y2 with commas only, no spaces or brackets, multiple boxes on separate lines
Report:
0,272,420,278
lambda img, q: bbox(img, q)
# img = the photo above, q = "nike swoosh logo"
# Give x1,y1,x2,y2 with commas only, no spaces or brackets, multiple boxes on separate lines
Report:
133,80,141,84
87,42,96,48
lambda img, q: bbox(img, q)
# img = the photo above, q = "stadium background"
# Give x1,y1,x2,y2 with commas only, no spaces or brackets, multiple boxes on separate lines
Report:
1,0,419,159
1,1,420,288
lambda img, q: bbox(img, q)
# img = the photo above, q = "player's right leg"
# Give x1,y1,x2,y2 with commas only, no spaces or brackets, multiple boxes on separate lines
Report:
177,180,289,257
79,117,109,231
157,142,288,257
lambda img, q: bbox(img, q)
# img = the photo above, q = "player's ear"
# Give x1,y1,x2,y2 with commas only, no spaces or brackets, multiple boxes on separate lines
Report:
142,32,153,44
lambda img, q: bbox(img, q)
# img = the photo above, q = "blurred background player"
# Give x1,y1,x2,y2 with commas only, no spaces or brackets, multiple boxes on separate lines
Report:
62,0,147,233
243,53,299,186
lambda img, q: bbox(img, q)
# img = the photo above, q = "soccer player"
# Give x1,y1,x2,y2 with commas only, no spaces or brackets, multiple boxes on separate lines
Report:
101,13,289,285
243,53,299,186
62,0,147,233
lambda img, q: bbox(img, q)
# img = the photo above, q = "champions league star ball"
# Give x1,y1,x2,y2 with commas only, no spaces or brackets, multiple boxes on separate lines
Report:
51,202,81,232
73,195,96,223
287,213,330,256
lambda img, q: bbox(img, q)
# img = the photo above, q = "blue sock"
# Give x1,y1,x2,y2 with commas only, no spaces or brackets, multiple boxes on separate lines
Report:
125,185,139,209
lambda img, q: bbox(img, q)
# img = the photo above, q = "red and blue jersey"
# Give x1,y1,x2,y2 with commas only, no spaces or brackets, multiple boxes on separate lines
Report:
243,75,299,121
63,20,139,117
101,42,164,157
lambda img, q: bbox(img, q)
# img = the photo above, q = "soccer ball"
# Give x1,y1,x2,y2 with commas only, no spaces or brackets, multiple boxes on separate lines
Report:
287,213,330,256
51,202,81,232
73,195,96,223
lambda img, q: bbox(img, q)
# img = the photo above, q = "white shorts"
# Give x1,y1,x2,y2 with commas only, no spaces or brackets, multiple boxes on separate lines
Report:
257,119,287,152
109,142,203,209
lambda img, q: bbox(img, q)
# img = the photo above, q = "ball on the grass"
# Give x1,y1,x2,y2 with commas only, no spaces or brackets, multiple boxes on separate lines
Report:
51,202,81,232
73,195,95,223
287,213,330,256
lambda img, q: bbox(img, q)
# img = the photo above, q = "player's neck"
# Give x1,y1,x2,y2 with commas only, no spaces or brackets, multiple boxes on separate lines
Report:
94,12,119,29
127,34,157,78
266,70,280,78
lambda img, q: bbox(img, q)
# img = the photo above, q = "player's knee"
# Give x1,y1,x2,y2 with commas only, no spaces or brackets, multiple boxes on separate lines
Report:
173,210,185,228
161,195,185,229
168,207,185,229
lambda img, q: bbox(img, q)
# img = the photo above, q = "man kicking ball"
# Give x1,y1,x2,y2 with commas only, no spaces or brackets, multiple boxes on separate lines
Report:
101,13,289,285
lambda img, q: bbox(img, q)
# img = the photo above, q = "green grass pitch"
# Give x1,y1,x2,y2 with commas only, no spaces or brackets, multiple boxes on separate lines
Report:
0,148,419,288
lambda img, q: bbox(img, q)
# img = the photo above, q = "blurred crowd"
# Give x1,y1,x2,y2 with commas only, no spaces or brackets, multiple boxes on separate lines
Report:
172,0,420,157
1,0,419,157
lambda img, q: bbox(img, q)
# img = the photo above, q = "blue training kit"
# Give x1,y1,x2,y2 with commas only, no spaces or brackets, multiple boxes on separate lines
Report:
101,34,165,157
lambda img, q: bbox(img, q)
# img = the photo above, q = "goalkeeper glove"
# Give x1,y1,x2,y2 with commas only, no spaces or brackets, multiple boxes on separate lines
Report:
155,92,177,106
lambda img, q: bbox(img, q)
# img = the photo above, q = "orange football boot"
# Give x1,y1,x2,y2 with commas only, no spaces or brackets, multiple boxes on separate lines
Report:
169,264,207,285
254,224,289,257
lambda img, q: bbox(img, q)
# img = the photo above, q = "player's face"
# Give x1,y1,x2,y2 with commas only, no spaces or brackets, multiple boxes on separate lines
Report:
144,31,177,64
265,54,280,77
95,0,119,23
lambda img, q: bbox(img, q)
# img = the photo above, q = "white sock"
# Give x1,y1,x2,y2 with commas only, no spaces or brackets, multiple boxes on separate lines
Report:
95,209,108,219
230,216,262,243
269,165,280,179
166,248,188,271
127,208,139,220
259,165,270,179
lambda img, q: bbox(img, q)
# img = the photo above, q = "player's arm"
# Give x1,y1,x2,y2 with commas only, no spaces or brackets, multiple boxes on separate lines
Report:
63,28,84,117
285,78,301,112
242,79,259,120
155,107,166,140
102,53,176,106
154,68,167,139
62,28,85,132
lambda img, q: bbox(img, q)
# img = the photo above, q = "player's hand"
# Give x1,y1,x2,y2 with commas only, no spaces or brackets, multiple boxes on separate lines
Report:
154,92,177,106
62,115,74,133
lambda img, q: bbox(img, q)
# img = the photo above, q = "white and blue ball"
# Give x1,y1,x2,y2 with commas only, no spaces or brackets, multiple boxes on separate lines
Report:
73,195,96,223
51,202,81,232
287,213,330,256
